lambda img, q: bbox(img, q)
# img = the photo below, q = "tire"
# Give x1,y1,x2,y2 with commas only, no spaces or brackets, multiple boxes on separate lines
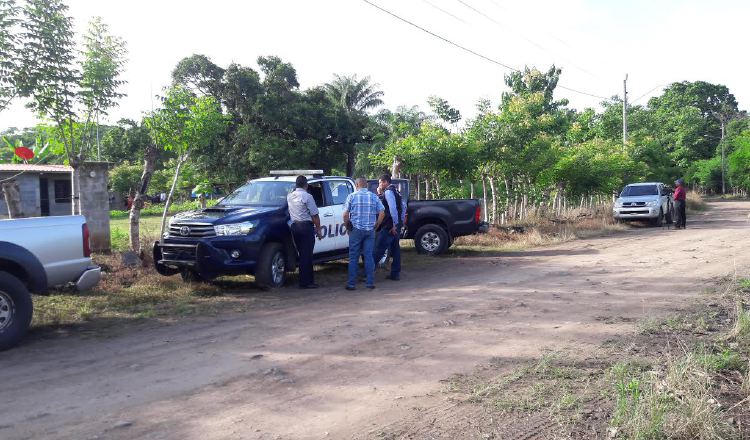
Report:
650,209,663,227
256,243,286,288
414,224,449,256
0,271,33,351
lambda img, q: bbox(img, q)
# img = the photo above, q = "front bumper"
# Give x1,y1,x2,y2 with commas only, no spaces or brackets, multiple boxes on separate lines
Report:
613,206,659,219
154,236,263,278
75,266,101,291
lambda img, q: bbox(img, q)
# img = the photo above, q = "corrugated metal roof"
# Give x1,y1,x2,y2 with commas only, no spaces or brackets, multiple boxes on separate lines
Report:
0,164,73,173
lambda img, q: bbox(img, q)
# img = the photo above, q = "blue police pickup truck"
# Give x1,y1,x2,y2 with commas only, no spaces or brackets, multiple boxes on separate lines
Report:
154,171,354,288
154,171,487,287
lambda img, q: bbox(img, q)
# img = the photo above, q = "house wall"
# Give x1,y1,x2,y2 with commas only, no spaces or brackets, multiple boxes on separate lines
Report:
0,172,73,219
0,172,40,218
47,176,73,216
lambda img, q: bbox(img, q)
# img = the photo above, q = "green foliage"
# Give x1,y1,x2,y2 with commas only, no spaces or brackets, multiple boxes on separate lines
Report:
727,131,750,191
80,16,127,119
108,163,142,195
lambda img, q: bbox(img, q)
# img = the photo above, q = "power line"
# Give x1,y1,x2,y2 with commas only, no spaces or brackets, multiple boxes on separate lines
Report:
362,0,517,71
361,0,611,101
420,0,467,24
454,0,599,79
630,83,668,104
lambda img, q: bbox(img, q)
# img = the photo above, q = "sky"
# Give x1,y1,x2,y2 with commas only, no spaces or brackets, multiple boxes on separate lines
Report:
2,0,749,131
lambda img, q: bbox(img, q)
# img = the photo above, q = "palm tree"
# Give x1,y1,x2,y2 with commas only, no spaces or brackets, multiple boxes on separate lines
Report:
324,74,384,113
324,75,384,176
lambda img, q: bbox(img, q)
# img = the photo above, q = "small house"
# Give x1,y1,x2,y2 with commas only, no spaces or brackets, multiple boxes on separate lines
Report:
0,164,74,218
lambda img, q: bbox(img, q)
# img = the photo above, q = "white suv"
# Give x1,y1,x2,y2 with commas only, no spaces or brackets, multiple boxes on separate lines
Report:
613,182,673,226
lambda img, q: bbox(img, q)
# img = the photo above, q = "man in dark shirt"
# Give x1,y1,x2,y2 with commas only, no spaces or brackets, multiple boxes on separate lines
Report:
673,179,687,229
373,174,406,281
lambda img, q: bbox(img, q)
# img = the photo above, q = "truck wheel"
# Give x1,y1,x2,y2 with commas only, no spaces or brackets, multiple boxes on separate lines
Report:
256,243,286,288
414,225,449,255
0,271,33,351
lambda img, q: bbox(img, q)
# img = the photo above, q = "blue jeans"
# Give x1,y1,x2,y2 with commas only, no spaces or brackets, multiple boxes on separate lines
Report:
374,226,401,279
348,227,375,287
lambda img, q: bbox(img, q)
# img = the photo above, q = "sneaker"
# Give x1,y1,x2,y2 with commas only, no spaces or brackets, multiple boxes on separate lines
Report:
366,285,376,289
386,275,400,281
345,285,356,291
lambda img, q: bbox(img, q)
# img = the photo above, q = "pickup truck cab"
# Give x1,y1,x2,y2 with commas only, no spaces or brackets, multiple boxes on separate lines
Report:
613,182,673,226
154,171,355,288
0,215,101,350
367,178,488,255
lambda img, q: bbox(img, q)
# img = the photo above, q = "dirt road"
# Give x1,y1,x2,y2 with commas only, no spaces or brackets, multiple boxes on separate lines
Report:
1,200,748,440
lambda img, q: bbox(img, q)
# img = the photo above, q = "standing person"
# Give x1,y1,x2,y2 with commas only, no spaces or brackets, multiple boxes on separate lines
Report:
373,174,406,281
673,179,687,229
287,176,324,289
343,177,384,290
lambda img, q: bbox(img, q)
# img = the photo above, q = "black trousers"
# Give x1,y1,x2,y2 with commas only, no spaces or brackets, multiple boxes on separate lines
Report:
291,221,315,287
674,200,686,228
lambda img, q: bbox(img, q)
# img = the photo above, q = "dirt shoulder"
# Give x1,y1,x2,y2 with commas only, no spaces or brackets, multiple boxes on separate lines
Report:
1,200,748,440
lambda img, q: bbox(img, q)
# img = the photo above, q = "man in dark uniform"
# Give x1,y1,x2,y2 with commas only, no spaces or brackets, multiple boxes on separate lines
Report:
287,175,323,288
673,178,687,229
373,174,406,281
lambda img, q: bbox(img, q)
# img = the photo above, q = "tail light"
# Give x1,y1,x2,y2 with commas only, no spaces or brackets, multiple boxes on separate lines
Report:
474,205,481,223
82,223,92,257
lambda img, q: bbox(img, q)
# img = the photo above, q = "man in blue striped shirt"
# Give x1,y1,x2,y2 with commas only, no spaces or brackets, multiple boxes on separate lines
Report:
343,178,384,290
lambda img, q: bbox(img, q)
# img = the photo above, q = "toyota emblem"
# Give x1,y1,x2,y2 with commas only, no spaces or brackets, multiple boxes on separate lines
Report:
179,226,191,236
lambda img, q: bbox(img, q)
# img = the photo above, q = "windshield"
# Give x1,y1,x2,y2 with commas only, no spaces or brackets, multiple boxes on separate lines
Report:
217,181,295,206
620,185,658,197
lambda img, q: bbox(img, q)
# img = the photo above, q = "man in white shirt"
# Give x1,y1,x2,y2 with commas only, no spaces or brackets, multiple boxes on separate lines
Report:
287,176,323,289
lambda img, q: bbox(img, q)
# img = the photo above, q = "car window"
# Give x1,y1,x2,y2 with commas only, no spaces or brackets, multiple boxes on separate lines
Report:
327,180,353,205
217,181,294,206
308,182,325,207
620,185,658,197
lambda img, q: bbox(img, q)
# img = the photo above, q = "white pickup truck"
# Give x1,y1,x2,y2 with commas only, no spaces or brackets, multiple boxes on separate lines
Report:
0,215,101,350
613,182,673,226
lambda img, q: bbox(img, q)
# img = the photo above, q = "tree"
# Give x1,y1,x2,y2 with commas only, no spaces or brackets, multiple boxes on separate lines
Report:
427,95,461,127
0,0,20,112
80,16,127,160
324,74,384,176
171,54,225,100
14,1,126,214
147,85,226,236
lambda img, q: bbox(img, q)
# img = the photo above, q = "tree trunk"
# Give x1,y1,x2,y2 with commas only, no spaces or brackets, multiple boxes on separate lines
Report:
391,155,402,179
435,177,441,199
470,182,475,199
2,180,24,218
481,175,488,222
489,177,498,225
160,155,188,239
346,146,355,177
425,179,430,200
129,144,158,256
416,175,421,199
504,178,511,219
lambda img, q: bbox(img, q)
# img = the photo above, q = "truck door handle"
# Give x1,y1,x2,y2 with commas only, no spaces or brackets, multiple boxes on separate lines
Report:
323,212,333,217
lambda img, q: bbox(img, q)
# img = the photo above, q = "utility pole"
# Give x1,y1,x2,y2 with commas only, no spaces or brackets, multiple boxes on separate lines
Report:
622,74,628,145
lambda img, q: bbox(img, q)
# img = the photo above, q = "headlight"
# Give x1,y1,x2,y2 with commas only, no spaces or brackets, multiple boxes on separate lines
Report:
645,200,657,207
214,221,258,236
614,201,623,208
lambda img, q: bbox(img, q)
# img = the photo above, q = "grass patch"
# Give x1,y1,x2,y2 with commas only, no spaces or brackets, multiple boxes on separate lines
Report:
436,272,750,439
687,192,708,213
453,214,626,253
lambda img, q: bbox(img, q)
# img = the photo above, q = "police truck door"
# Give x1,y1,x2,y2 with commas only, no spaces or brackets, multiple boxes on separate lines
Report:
306,181,337,254
325,179,354,251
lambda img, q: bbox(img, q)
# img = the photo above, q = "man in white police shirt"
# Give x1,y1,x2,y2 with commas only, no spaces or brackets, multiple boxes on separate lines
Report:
373,174,406,281
287,175,324,289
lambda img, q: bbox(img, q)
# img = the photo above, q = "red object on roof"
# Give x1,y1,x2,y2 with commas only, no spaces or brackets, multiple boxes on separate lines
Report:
14,146,34,161
0,164,73,173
